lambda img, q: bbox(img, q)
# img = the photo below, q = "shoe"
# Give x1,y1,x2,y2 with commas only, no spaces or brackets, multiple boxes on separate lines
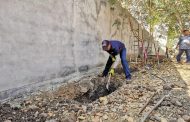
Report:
177,61,183,64
186,62,190,65
126,78,132,84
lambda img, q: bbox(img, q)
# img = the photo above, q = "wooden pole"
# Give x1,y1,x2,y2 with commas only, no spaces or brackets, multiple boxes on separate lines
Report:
138,92,156,114
141,95,166,122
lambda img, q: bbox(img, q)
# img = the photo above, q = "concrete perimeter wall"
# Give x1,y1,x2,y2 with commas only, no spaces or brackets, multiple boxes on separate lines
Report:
0,0,153,100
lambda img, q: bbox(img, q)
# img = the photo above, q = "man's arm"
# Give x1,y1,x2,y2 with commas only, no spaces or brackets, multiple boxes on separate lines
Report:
102,56,114,77
111,55,120,69
176,44,179,49
176,37,181,49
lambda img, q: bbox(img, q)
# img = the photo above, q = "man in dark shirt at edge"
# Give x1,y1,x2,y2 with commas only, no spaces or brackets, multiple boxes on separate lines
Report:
176,30,190,63
100,40,131,82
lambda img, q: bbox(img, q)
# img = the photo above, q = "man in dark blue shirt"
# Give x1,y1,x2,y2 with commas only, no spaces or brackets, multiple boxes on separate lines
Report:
101,40,131,82
176,30,190,63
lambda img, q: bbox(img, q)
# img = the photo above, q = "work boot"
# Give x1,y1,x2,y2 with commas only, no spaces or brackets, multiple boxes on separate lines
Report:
177,61,183,64
125,78,132,84
186,61,190,65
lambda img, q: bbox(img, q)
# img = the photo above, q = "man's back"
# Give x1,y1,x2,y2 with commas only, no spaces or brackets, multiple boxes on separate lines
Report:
108,40,125,55
178,36,190,49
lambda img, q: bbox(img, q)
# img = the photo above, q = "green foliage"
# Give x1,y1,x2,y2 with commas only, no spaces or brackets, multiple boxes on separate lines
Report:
112,19,121,29
114,0,190,47
108,0,117,5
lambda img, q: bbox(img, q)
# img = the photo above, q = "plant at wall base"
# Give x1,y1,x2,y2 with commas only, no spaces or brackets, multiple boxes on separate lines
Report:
112,19,121,29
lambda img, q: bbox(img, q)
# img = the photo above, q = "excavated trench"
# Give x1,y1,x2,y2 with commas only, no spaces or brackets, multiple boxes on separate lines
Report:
74,82,120,103
55,73,125,104
0,77,123,122
55,67,137,103
73,68,129,103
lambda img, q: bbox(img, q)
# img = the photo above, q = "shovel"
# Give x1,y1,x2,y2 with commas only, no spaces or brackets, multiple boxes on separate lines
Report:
106,74,111,90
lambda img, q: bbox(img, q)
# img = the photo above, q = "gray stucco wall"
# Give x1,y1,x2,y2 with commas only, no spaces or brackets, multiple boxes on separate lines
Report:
0,0,153,100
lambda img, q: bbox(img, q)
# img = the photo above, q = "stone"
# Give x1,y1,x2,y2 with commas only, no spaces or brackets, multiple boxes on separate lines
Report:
118,105,124,110
161,101,171,106
62,118,74,122
45,119,57,122
99,97,108,105
177,110,183,115
169,118,177,122
182,115,190,122
48,112,54,117
40,113,48,118
12,111,16,115
177,118,185,122
150,116,161,122
111,108,117,112
163,84,172,90
10,102,21,110
82,105,87,113
78,65,89,72
161,118,168,122
127,117,134,122
121,115,128,122
36,98,42,101
96,113,103,117
121,115,133,122
175,101,183,107
4,120,12,122
79,80,94,93
28,105,38,110
61,113,76,122
78,116,86,120
34,111,39,117
103,114,108,120
92,116,100,122
171,99,183,107
24,100,32,106
80,87,88,93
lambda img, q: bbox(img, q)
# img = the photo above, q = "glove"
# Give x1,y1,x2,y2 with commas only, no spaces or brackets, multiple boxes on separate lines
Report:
111,56,116,62
109,68,115,76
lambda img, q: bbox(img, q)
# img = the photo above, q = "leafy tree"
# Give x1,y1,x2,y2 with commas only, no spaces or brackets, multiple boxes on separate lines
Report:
109,0,190,47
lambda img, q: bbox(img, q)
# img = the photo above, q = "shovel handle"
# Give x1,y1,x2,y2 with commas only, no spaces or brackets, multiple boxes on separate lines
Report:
106,74,111,90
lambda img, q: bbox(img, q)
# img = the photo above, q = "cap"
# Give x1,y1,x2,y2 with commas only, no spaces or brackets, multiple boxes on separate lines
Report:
102,40,109,47
102,40,110,51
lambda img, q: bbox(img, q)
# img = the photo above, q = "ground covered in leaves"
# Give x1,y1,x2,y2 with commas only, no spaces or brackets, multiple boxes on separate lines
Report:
1,60,190,122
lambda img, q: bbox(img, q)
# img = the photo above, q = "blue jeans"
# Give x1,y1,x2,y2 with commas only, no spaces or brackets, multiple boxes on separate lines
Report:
103,48,131,79
176,49,190,62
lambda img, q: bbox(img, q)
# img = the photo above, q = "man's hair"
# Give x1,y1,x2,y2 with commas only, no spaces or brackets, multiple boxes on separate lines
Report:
183,29,189,33
102,40,109,47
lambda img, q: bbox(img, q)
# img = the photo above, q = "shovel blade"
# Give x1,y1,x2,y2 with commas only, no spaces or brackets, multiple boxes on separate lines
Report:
106,75,111,90
106,82,110,90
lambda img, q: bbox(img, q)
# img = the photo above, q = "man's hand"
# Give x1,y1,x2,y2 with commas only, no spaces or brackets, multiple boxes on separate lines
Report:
110,55,116,62
175,45,179,49
109,68,115,76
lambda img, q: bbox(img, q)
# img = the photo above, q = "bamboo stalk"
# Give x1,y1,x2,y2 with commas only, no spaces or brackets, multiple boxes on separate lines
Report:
138,92,156,114
141,95,166,122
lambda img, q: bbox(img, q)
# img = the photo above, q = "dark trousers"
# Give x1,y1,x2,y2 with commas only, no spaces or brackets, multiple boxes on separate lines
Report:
103,48,131,79
176,49,190,62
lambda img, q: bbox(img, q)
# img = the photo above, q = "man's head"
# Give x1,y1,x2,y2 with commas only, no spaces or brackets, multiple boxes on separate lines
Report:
102,40,111,51
182,29,190,36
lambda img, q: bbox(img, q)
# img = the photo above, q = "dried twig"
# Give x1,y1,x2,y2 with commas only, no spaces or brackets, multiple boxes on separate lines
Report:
150,73,167,83
141,95,167,122
138,92,156,114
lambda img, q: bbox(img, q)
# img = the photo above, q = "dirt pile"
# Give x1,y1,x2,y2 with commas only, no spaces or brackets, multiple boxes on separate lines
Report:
1,61,190,122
